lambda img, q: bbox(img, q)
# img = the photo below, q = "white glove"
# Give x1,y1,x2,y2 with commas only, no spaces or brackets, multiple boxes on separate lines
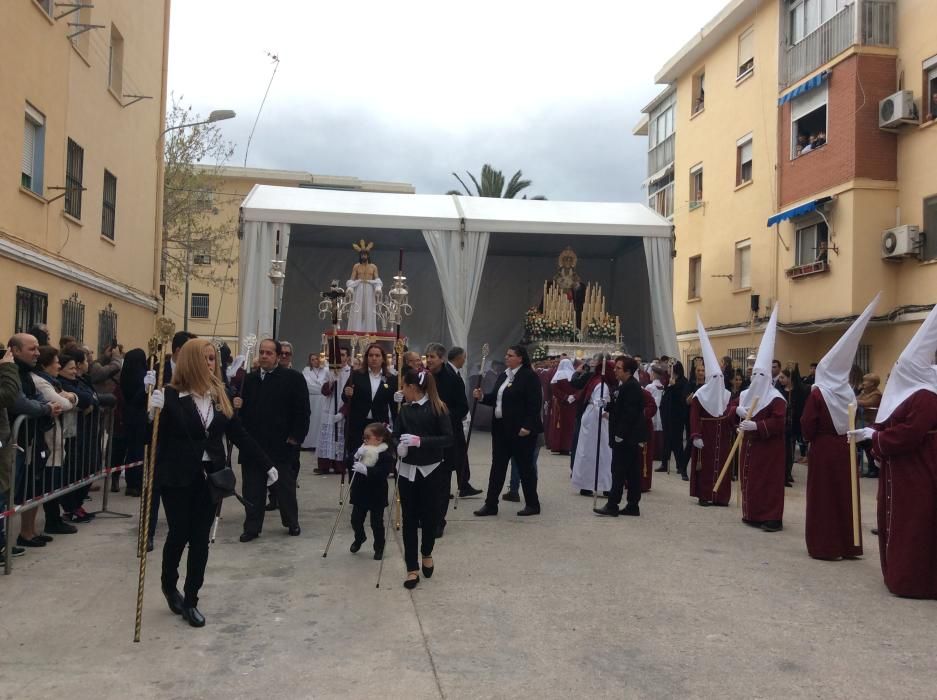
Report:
739,419,757,432
266,467,278,486
148,389,165,411
693,437,704,449
400,433,421,448
393,390,405,404
736,405,749,419
397,443,408,458
143,370,157,388
331,413,344,424
566,395,576,404
847,427,876,443
352,461,368,476
613,436,623,443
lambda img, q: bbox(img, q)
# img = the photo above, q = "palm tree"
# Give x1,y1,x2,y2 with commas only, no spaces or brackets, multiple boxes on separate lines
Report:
446,164,546,199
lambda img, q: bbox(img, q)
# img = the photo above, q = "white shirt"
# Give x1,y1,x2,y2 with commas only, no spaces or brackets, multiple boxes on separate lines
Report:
495,368,516,419
398,395,441,482
180,391,214,461
367,370,383,418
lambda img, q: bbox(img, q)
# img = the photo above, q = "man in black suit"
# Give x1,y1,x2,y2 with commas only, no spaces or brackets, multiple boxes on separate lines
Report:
342,342,397,465
595,356,648,517
235,339,310,541
446,346,481,495
162,331,197,385
473,345,543,517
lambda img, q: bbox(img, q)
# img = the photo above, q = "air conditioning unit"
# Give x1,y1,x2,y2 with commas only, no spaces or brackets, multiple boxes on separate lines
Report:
879,91,916,128
881,225,921,259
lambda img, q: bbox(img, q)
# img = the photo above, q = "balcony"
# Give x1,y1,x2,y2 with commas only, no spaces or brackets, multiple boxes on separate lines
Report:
648,181,674,220
781,0,895,88
647,133,674,178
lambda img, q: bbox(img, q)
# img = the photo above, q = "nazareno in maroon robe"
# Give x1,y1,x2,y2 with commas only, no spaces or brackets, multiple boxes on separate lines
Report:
546,379,579,453
872,389,937,599
737,397,787,524
689,398,733,506
801,388,862,559
640,388,656,492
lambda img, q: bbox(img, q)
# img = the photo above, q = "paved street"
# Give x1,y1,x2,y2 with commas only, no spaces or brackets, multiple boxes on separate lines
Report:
1,435,935,700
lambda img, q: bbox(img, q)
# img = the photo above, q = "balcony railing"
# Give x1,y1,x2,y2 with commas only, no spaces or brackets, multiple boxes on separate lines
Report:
648,181,674,220
780,0,895,89
647,133,674,177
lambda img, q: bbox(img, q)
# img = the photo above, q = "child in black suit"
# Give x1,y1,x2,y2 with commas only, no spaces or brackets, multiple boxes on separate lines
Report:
349,422,394,560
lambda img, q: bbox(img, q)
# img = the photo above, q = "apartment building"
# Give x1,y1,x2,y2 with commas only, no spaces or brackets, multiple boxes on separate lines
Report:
163,166,415,348
643,0,936,379
0,0,169,351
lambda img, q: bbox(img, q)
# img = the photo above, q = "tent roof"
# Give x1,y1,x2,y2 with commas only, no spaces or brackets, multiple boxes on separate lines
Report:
240,185,672,238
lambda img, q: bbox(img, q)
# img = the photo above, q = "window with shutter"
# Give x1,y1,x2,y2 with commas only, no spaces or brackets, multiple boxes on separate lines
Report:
738,27,755,78
736,134,753,185
65,139,84,219
22,104,45,194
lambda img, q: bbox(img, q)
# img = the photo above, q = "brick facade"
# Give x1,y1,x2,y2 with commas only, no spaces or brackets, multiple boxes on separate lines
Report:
778,54,897,207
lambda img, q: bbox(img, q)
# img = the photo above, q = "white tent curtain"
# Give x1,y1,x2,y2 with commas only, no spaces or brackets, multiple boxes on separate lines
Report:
643,235,679,358
239,221,291,348
421,229,490,366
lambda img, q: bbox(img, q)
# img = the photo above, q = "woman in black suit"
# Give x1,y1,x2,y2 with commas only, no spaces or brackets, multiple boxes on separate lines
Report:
394,369,453,589
148,338,276,628
472,345,543,517
343,342,398,458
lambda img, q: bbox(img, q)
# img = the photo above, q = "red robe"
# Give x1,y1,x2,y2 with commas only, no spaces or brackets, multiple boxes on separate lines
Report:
641,388,657,492
737,397,787,523
801,389,862,559
546,379,579,452
689,398,733,505
872,390,937,599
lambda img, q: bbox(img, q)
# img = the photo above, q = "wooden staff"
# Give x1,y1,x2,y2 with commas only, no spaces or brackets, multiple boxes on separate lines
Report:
133,317,174,643
847,402,860,546
465,343,490,450
713,398,759,496
136,345,157,559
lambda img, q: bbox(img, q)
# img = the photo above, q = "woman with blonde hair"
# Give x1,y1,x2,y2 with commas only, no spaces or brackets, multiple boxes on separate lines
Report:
149,338,277,627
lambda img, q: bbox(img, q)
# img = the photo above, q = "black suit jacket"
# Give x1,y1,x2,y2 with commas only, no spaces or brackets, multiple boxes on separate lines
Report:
343,370,398,430
482,365,543,437
238,366,310,463
435,364,468,428
609,377,648,447
155,387,271,488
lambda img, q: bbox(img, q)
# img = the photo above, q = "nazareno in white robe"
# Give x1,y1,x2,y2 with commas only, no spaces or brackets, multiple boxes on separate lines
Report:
571,382,613,493
302,366,328,448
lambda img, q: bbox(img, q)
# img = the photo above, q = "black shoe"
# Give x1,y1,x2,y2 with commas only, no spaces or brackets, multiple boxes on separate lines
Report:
288,526,301,536
761,520,783,532
182,606,206,627
865,468,879,478
161,586,184,615
579,489,594,497
654,466,668,473
110,474,121,492
621,505,640,516
698,499,713,507
146,537,154,553
44,522,77,535
602,491,610,498
0,545,26,558
502,491,520,502
373,544,384,560
785,481,793,488
435,523,445,538
265,501,278,512
239,532,259,543
459,486,483,498
474,504,498,517
871,528,879,536
125,487,141,497
35,533,53,543
517,506,540,516
421,558,434,578
593,504,619,517
17,535,46,548
350,535,366,553
404,574,419,590
682,473,689,481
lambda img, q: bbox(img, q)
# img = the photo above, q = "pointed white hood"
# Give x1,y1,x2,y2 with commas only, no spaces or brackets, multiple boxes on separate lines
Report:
876,303,937,423
813,293,880,434
694,315,730,417
551,358,575,384
739,304,784,414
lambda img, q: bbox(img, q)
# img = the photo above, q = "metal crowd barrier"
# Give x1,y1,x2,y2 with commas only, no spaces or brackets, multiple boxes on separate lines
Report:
2,408,143,575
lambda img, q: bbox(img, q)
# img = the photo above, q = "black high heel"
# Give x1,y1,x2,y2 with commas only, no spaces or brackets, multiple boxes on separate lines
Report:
403,573,420,589
421,557,434,578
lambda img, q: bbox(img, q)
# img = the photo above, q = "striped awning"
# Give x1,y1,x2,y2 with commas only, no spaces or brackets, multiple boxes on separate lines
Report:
778,71,830,106
766,197,832,227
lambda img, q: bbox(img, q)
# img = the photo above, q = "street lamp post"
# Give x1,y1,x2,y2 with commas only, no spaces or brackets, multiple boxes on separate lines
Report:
268,259,286,338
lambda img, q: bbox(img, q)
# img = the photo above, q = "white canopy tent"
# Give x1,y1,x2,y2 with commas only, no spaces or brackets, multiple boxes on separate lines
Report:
238,186,677,359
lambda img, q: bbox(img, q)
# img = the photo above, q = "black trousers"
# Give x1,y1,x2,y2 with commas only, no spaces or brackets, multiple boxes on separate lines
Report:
350,504,385,547
484,424,539,510
242,458,298,535
661,426,688,474
160,474,214,607
607,442,641,509
398,465,446,572
437,426,469,526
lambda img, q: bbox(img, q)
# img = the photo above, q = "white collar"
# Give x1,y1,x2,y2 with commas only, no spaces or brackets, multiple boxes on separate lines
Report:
414,395,429,406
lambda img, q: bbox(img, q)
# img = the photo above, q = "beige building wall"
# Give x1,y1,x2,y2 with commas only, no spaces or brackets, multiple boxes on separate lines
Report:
161,167,415,350
0,0,168,350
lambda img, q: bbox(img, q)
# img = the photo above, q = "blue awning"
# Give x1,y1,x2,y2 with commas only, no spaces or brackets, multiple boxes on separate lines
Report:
778,71,830,106
766,197,831,227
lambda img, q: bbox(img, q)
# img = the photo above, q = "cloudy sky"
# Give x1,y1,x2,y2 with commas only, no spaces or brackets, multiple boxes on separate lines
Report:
168,0,726,203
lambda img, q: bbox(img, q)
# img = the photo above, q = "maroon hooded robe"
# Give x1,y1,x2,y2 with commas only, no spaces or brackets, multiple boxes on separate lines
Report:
737,397,787,523
640,388,657,492
547,379,580,453
689,397,734,506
